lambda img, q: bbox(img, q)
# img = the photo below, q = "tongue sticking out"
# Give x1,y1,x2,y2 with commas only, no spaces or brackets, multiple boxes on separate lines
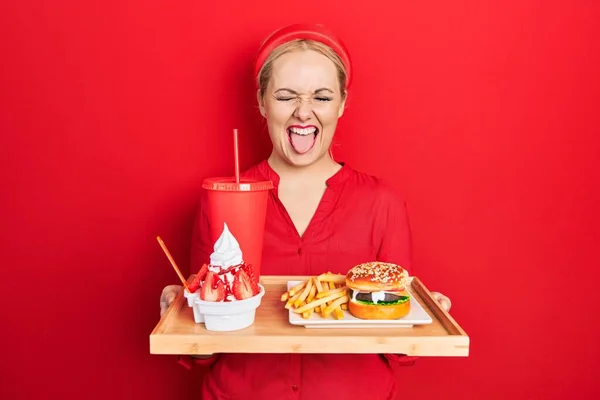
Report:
289,132,317,154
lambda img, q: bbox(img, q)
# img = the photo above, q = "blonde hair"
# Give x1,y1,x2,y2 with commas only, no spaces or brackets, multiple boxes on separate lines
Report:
257,39,348,100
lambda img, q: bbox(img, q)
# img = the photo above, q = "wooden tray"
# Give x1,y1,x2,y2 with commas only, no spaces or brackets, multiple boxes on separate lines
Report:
150,275,469,357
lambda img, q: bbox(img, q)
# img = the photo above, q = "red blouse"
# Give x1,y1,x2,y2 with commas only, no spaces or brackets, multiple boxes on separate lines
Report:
181,160,417,400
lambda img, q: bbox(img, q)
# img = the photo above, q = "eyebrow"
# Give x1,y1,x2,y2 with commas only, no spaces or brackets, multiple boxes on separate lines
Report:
274,88,335,95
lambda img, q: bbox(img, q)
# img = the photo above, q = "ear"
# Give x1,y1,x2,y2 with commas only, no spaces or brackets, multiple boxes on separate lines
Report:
257,89,266,117
338,91,347,118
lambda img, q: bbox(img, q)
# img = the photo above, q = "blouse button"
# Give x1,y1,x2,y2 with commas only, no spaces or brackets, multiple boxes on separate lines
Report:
292,384,299,391
297,247,303,255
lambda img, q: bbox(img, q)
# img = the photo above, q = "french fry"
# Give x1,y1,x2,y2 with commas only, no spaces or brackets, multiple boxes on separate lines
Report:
316,286,347,299
317,273,346,285
281,280,307,302
321,281,329,307
312,279,325,312
285,291,302,309
322,295,349,318
314,278,324,293
324,280,345,318
332,285,347,318
333,308,344,319
306,279,317,303
289,281,307,297
335,299,346,318
325,281,336,306
326,284,347,319
294,278,313,308
283,274,352,320
292,290,346,314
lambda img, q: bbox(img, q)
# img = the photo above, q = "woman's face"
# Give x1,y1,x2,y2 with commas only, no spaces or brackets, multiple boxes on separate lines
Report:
259,49,345,168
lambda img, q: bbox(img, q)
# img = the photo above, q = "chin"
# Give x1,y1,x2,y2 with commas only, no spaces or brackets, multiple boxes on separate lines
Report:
285,153,320,167
346,261,411,320
281,146,326,167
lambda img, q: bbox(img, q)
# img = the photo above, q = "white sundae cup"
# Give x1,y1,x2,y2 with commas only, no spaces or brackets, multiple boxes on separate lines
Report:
183,288,204,323
194,284,265,332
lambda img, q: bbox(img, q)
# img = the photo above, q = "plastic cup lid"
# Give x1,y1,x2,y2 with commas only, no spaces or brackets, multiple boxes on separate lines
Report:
202,177,274,192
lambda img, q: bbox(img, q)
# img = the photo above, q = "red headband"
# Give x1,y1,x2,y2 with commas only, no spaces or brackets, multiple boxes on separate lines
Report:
254,23,353,89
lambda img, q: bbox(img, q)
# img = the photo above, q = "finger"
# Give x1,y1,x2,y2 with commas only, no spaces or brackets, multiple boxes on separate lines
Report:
160,295,171,315
160,298,167,317
160,285,182,316
431,292,451,311
162,284,182,297
439,298,451,312
166,292,176,306
160,286,182,304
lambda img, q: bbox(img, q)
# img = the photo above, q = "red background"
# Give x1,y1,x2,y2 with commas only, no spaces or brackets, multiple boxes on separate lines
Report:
1,1,599,399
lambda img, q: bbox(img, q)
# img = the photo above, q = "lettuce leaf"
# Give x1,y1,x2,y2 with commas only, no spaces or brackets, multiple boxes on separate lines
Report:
354,296,410,306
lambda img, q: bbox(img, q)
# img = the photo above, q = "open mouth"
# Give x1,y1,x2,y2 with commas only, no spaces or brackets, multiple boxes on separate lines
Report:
287,126,319,154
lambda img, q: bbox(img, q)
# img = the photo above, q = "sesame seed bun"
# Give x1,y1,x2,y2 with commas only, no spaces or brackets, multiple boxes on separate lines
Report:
345,262,409,292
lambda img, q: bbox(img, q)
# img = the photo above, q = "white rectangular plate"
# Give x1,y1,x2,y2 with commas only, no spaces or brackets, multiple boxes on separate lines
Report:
287,281,433,329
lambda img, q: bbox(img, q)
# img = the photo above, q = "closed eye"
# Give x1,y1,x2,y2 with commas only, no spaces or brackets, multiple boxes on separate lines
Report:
274,95,332,102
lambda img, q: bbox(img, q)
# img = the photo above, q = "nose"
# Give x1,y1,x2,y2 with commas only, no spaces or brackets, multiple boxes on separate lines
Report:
293,100,313,121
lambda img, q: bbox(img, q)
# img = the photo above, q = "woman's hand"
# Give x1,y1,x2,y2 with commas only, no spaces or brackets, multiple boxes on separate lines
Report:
160,285,183,316
430,292,452,312
160,285,215,360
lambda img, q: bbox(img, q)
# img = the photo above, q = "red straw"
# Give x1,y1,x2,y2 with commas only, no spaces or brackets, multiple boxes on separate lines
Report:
233,128,240,183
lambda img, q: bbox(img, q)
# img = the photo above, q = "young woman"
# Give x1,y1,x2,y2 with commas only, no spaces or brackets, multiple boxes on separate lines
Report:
160,23,452,400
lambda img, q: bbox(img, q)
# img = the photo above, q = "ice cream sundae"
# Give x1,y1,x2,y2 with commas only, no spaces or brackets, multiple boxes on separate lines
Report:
197,222,260,302
192,222,265,332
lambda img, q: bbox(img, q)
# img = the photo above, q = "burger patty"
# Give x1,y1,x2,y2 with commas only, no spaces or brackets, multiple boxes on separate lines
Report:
349,290,404,303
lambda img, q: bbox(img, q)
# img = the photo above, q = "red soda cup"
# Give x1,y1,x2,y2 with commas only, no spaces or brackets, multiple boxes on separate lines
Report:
201,177,273,279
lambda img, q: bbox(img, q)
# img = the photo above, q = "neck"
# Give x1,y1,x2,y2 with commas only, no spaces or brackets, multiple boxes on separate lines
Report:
267,152,342,183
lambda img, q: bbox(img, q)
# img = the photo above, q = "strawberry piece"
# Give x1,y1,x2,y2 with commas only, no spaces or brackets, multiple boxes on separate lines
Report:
187,264,209,292
197,263,209,281
188,275,202,293
232,269,259,300
241,263,258,286
200,271,225,302
246,270,260,296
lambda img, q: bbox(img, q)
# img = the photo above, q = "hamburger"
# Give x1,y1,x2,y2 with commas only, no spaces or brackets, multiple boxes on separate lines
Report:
345,262,411,320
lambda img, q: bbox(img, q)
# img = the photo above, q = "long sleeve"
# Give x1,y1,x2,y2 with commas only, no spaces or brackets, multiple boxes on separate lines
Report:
383,354,419,366
177,354,220,369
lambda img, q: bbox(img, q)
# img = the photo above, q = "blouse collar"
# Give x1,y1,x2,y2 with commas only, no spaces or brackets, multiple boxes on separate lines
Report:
257,159,352,189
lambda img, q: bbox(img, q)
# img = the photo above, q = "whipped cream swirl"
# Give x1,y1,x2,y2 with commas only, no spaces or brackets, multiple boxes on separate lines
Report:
208,223,243,301
209,223,243,267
